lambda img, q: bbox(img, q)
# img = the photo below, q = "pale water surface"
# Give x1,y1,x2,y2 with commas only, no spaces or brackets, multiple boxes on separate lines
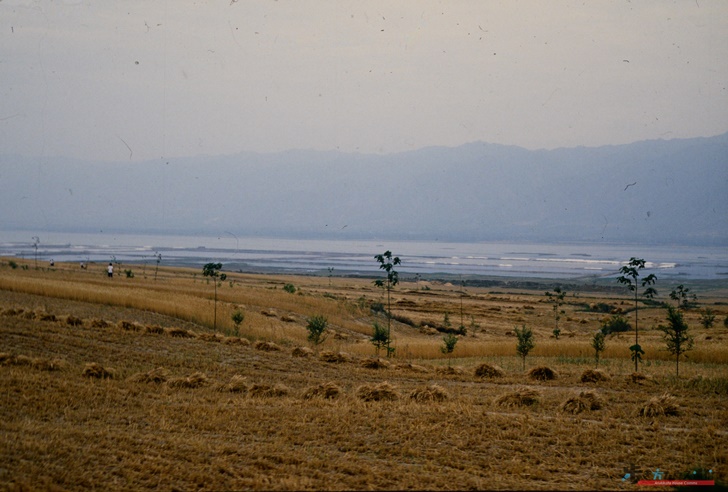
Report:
1,230,726,280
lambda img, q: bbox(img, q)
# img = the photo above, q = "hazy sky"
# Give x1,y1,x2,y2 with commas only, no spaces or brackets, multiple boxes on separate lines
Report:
1,0,727,162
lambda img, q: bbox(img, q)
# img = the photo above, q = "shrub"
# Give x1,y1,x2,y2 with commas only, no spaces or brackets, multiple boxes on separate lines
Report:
306,315,329,347
474,363,504,379
283,283,296,294
601,314,631,335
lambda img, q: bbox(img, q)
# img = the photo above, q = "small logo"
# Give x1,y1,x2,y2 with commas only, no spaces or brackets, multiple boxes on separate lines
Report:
623,464,642,484
652,468,664,480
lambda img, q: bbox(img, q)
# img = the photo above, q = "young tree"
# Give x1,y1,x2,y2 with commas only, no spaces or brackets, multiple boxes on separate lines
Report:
441,333,458,365
154,252,162,281
660,305,694,378
545,287,566,340
306,315,329,349
374,250,401,357
591,331,606,368
202,262,226,331
699,308,716,329
231,309,245,337
669,284,696,311
514,325,535,371
32,236,40,270
370,322,390,357
617,257,657,372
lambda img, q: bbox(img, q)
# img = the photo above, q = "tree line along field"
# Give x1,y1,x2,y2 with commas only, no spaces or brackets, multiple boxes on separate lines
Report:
1,258,727,490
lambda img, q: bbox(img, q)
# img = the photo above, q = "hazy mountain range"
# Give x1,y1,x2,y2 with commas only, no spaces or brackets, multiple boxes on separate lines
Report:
2,133,727,245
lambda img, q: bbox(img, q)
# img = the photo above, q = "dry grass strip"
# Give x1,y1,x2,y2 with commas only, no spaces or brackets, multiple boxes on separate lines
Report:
527,366,557,381
82,362,114,379
580,369,611,383
639,393,679,417
496,388,540,407
474,363,504,378
128,367,169,384
302,382,341,400
560,391,603,414
356,382,400,402
410,384,449,403
168,372,208,389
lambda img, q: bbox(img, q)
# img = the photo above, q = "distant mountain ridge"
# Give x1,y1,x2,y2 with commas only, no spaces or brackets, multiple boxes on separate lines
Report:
1,133,727,245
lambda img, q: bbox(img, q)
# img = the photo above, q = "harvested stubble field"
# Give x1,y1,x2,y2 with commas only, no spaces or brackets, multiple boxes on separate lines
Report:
1,259,727,491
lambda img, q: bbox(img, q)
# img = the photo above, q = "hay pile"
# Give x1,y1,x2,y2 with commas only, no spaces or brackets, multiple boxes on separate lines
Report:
627,372,654,385
527,366,557,381
639,393,679,417
65,315,83,326
1,353,65,371
474,363,504,378
118,320,141,331
217,375,248,393
361,358,390,369
144,324,165,335
90,319,111,329
395,362,429,373
436,366,464,375
302,382,341,400
495,388,540,407
168,372,208,389
580,369,611,383
249,383,289,398
82,362,114,379
254,341,282,352
291,346,313,358
223,336,251,346
561,391,603,414
128,367,169,384
356,382,400,402
197,333,222,343
410,384,449,403
167,327,195,338
319,351,350,363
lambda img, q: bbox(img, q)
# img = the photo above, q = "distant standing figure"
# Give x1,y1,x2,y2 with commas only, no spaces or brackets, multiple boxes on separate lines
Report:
107,263,113,278
49,259,54,267
80,262,85,269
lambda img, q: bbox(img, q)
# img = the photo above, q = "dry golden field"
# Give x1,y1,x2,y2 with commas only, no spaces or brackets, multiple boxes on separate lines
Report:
1,258,727,491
